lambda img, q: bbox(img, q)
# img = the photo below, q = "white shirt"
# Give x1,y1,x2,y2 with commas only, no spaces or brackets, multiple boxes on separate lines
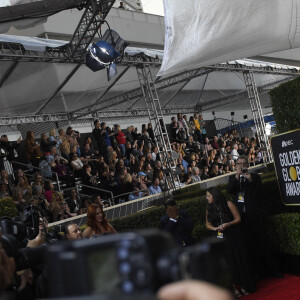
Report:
231,149,240,161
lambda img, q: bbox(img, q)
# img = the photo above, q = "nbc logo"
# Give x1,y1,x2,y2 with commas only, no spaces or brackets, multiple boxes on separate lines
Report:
282,140,293,148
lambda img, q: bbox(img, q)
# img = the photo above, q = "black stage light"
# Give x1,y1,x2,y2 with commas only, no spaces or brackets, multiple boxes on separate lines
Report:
231,112,235,116
86,29,128,81
243,115,248,120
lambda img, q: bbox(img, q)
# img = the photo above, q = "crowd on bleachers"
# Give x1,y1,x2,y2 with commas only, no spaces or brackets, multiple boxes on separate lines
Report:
0,112,264,223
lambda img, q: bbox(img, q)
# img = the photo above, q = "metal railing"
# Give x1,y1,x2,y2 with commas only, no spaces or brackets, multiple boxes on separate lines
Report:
11,161,61,191
47,163,270,229
75,184,114,207
112,189,149,203
213,118,245,137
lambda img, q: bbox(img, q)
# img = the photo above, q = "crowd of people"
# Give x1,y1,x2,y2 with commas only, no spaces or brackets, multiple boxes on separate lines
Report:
0,112,265,224
0,114,279,299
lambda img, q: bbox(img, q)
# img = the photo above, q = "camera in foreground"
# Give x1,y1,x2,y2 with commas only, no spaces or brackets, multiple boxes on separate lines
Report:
47,230,230,298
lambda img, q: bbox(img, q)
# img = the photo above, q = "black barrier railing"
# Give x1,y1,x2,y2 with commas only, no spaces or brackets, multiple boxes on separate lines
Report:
75,184,114,207
11,160,61,191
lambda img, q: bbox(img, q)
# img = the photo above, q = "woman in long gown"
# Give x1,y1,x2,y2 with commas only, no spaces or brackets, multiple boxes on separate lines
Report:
205,187,256,296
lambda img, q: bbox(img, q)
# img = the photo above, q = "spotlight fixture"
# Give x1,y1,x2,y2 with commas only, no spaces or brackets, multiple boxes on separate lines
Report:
86,27,129,81
212,111,215,116
243,115,248,120
231,112,235,116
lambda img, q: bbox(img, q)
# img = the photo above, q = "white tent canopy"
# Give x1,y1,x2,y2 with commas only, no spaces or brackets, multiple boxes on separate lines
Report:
158,0,300,77
0,35,297,117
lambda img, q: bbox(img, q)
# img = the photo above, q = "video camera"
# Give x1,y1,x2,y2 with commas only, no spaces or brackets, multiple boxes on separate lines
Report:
240,167,248,180
47,230,230,298
0,218,47,271
0,217,65,271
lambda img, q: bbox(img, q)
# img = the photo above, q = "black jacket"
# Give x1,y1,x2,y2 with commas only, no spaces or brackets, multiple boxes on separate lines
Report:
160,210,194,246
227,172,263,220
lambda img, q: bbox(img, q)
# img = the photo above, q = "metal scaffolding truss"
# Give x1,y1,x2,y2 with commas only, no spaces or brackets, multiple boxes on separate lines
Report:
200,76,295,111
0,58,297,124
68,0,115,59
70,67,213,119
0,41,70,63
0,0,299,127
0,113,70,126
243,70,273,163
0,107,196,126
136,64,179,191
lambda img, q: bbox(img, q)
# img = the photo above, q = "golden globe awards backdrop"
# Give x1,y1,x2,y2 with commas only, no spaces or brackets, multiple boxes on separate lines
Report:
271,129,300,205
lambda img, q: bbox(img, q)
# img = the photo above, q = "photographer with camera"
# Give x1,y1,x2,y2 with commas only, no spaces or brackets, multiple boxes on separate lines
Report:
227,155,282,280
0,215,48,298
206,187,256,296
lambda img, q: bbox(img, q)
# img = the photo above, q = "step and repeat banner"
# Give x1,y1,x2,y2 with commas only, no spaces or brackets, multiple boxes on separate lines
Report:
271,129,300,205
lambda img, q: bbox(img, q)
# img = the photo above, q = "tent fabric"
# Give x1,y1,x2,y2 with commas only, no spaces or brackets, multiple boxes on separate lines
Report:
1,34,299,71
158,0,300,77
0,34,69,51
0,35,297,116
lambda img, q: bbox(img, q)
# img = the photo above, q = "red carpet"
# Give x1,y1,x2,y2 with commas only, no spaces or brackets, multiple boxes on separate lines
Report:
241,274,300,300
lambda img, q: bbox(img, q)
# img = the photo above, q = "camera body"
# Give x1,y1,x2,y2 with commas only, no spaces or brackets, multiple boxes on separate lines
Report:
0,218,47,270
47,230,230,298
0,218,27,242
241,167,248,174
240,168,248,180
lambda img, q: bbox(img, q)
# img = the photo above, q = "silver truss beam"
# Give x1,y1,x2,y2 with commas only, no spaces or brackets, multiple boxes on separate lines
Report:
162,80,191,108
207,63,300,76
201,76,294,111
69,64,299,119
68,0,116,59
70,68,213,119
0,113,70,126
243,70,273,163
136,64,179,191
0,41,70,63
196,72,209,107
0,107,196,126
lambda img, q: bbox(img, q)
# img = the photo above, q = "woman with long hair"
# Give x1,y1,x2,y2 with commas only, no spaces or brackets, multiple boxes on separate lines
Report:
83,204,116,238
40,132,54,156
12,176,32,202
49,191,64,222
25,130,43,167
0,169,13,196
205,187,256,296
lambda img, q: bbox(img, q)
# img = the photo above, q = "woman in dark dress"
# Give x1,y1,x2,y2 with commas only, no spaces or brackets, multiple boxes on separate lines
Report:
205,187,256,297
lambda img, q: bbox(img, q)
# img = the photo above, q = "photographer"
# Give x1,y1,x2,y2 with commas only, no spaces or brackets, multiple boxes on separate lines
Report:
227,155,281,279
139,129,152,150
